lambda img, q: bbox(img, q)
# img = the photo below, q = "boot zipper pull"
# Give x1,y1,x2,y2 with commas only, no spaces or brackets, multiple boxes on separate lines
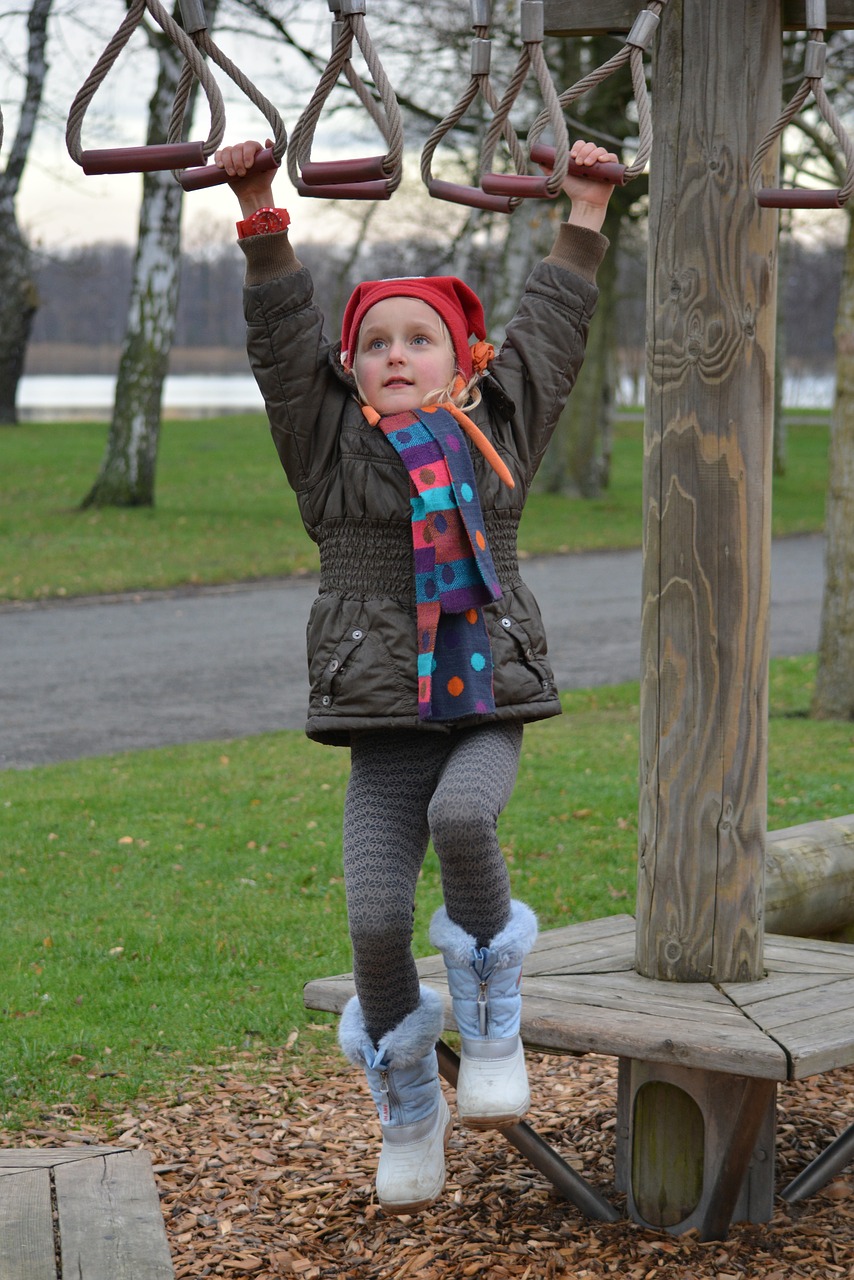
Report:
477,981,489,1036
378,1069,391,1125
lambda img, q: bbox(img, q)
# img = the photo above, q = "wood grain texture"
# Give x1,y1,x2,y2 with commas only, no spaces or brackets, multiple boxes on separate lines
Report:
635,0,781,983
544,1,854,35
54,1150,174,1279
0,1168,56,1280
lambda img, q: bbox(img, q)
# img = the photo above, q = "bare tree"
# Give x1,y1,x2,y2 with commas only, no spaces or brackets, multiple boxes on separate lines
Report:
0,0,53,425
785,32,854,720
812,199,854,719
82,0,220,508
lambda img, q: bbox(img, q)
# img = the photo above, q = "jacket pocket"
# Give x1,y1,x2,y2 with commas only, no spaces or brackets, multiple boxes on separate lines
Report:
491,609,557,704
317,624,369,710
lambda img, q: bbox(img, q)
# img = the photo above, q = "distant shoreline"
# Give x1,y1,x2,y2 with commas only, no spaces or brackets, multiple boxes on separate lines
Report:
23,343,250,376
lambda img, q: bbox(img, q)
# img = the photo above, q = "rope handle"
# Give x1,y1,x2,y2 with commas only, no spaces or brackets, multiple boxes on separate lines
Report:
420,0,527,214
179,144,280,191
286,0,403,200
751,1,854,209
479,0,570,200
66,0,225,175
528,142,626,187
173,1,287,190
526,1,666,186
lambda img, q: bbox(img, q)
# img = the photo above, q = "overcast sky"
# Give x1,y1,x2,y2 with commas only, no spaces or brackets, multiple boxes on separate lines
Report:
2,1,423,252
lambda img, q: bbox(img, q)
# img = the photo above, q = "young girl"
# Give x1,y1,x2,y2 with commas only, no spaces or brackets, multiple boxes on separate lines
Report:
217,137,616,1214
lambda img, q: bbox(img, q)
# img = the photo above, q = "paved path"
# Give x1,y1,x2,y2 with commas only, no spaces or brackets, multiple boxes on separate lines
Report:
0,535,825,770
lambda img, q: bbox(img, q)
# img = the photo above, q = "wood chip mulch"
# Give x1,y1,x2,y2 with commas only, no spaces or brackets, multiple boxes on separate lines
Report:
11,1044,854,1279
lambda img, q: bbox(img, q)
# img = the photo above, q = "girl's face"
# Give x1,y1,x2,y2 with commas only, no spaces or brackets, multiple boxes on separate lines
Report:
352,297,456,415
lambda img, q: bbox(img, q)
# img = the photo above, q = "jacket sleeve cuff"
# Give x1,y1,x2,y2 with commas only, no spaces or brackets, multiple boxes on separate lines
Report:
544,223,610,284
238,230,302,287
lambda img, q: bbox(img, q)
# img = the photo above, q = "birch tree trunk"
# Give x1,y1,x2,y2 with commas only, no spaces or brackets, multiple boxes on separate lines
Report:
82,2,216,508
0,0,52,426
812,206,854,719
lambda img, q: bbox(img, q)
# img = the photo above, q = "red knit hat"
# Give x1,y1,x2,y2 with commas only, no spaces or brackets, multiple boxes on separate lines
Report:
340,276,487,380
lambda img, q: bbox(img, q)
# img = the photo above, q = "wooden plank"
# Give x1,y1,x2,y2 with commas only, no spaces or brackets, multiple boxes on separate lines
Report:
783,1012,854,1078
54,1150,174,1279
731,976,854,1029
723,970,854,1005
0,1168,56,1280
520,993,789,1078
782,1,854,27
0,1146,125,1169
525,974,750,1024
764,932,854,968
303,976,356,1013
527,914,636,952
544,1,854,34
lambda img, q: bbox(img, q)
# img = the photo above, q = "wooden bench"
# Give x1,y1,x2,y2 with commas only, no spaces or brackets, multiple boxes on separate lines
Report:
304,914,854,1233
0,1145,174,1280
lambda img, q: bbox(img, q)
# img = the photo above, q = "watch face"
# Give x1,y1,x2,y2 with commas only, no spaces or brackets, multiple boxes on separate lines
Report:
254,209,288,233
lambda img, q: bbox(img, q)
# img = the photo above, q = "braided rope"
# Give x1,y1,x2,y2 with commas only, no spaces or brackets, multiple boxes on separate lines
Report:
287,8,403,196
750,26,854,206
527,1,666,182
65,0,225,166
479,11,569,196
167,24,287,177
420,15,528,210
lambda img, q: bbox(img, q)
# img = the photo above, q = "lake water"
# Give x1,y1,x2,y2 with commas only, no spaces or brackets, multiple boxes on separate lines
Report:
17,371,836,420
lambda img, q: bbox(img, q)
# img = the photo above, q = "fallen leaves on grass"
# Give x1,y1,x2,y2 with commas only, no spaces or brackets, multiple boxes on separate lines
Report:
9,1051,854,1279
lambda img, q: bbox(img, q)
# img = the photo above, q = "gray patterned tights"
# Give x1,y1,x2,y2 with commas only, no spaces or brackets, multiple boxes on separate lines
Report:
343,722,523,1046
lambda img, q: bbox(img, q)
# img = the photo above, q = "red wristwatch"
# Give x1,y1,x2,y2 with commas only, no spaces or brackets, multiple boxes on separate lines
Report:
236,207,291,239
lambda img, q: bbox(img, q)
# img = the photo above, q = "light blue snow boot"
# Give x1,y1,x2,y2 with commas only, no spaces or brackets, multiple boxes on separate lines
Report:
338,985,452,1214
429,900,537,1129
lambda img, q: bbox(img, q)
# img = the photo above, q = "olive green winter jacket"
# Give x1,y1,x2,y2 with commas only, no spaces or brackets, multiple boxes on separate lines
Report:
241,221,608,745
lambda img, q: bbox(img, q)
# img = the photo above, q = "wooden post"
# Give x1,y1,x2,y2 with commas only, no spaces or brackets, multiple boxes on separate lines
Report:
635,0,781,984
627,0,782,1230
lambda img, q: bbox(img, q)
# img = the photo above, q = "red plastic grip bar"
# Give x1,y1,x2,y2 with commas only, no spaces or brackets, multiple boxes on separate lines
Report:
295,178,391,200
427,178,515,214
528,143,627,186
81,141,207,175
301,155,388,185
757,187,843,209
179,146,279,192
481,171,559,198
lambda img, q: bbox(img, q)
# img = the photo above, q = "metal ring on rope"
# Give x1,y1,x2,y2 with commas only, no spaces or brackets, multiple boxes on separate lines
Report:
526,1,667,189
420,0,528,214
170,0,287,189
65,0,225,175
750,1,854,209
286,0,402,200
478,0,570,200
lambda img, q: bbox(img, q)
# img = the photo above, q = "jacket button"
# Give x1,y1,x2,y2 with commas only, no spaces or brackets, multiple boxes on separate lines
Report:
329,658,340,672
525,647,535,659
500,617,513,629
321,695,332,707
352,628,364,640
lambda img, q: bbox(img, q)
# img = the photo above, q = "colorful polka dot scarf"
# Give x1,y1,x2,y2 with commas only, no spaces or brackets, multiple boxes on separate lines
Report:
374,407,503,721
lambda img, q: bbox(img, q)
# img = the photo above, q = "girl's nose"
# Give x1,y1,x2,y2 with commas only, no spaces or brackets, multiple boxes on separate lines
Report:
387,339,406,362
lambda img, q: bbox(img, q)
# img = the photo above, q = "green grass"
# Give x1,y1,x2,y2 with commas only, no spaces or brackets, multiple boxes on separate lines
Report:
1,655,850,1128
0,413,829,601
